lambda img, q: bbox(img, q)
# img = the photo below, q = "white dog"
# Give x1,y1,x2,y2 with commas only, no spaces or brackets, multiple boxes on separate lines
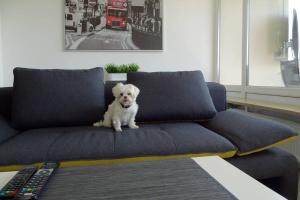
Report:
93,83,140,132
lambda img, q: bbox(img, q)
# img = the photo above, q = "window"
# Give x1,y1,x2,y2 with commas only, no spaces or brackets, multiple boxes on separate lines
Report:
108,9,127,18
248,0,300,87
249,0,288,87
218,0,300,98
67,14,73,20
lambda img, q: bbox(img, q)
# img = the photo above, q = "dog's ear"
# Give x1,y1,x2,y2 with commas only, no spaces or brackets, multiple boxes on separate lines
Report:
112,83,124,98
129,84,140,97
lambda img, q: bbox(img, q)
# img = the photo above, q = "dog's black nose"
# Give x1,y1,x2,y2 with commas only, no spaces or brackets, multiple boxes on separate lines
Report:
124,96,127,99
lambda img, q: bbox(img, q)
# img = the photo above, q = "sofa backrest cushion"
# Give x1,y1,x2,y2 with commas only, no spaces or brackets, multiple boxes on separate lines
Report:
127,71,217,122
104,81,227,112
11,67,105,130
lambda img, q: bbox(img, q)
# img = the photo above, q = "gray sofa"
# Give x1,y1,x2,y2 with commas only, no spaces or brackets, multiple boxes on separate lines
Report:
0,68,298,199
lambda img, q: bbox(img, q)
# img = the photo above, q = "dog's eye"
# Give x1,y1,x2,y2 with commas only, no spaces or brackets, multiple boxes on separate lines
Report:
128,92,132,96
120,93,123,96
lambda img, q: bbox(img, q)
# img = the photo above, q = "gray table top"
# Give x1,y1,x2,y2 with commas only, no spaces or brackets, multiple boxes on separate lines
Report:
39,158,237,200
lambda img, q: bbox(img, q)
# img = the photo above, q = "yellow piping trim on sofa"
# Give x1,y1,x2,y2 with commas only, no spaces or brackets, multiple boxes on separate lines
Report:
0,151,236,172
59,151,236,168
0,163,44,173
237,136,298,156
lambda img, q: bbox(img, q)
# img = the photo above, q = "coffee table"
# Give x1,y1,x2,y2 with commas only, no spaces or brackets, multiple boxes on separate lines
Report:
0,156,286,200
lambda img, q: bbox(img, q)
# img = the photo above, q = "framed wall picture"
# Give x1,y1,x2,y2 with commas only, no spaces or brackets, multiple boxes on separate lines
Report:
65,0,163,51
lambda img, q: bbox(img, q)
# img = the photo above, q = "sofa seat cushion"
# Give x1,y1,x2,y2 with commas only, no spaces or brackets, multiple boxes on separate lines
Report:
203,109,298,156
127,71,217,122
11,67,105,130
0,127,115,166
0,123,236,166
114,123,236,157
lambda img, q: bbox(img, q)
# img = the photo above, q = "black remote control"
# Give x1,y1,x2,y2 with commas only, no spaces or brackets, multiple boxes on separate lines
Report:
0,166,37,199
15,162,59,200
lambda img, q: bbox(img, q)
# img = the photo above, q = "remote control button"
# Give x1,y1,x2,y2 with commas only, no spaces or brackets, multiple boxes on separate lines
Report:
24,192,33,197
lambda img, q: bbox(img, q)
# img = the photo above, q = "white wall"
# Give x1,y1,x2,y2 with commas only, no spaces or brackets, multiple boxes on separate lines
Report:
0,2,3,87
0,0,217,87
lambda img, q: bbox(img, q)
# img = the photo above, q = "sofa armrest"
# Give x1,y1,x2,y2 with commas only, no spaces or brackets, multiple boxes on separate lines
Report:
0,115,19,144
0,87,13,119
206,82,226,112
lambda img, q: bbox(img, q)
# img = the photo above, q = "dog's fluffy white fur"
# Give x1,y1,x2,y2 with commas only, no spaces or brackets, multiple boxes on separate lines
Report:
93,83,140,132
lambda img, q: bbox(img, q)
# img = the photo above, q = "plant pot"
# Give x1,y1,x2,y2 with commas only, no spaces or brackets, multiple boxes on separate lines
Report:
105,73,127,81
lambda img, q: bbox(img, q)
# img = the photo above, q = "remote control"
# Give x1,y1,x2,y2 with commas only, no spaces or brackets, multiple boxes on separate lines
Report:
15,162,59,200
0,166,37,199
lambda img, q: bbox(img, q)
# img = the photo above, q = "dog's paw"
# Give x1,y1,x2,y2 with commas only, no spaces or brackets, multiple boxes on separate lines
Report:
129,124,139,129
115,127,123,132
93,122,102,127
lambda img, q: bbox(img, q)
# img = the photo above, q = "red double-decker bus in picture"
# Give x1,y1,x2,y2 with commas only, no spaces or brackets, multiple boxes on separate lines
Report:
106,0,128,30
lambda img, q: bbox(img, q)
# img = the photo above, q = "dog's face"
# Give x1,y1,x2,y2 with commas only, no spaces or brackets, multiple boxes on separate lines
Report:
112,83,140,108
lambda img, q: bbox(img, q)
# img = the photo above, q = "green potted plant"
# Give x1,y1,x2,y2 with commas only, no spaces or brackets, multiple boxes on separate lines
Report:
105,63,140,81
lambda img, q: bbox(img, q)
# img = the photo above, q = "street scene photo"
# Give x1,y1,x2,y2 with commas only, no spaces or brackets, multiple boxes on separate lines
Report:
65,0,163,50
